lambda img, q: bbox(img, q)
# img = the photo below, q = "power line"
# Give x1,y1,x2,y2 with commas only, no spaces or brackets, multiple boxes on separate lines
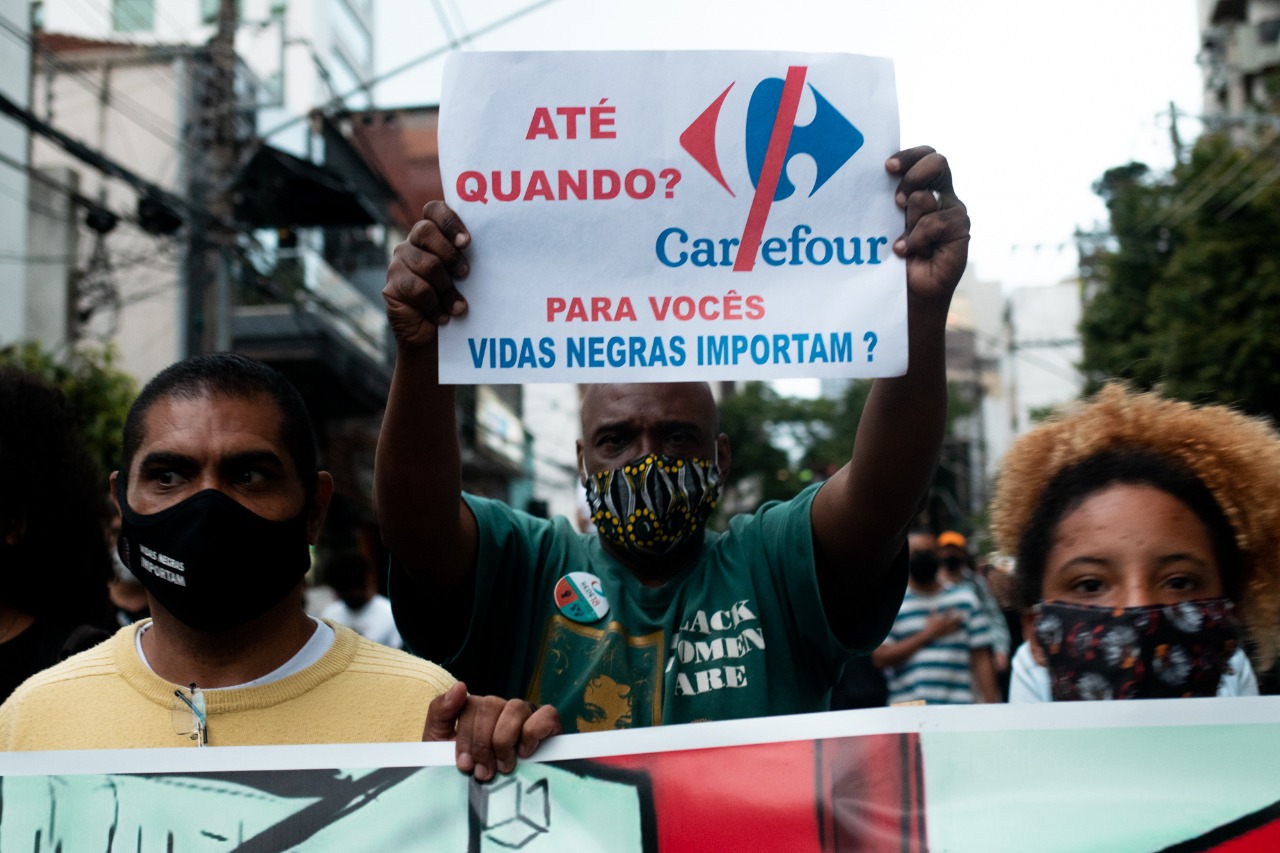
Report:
1155,132,1280,229
0,173,82,221
259,0,562,141
429,0,463,49
0,242,176,266
964,325,1084,385
1216,156,1280,221
70,0,196,46
0,147,112,213
0,12,194,155
59,0,202,117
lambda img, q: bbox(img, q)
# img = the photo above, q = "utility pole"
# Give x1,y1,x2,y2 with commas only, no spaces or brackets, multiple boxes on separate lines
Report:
1168,100,1184,165
185,0,240,355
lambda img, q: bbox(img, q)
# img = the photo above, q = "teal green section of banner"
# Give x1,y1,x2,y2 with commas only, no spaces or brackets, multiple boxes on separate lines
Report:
923,722,1280,852
0,764,647,851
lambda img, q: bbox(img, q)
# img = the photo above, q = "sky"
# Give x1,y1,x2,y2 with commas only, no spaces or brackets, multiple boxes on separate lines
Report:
374,0,1205,292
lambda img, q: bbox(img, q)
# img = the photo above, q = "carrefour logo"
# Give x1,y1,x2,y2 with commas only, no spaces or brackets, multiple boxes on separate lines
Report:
673,65,868,272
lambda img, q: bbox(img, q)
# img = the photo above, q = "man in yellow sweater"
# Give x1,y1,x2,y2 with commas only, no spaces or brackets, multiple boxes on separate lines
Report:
0,353,557,780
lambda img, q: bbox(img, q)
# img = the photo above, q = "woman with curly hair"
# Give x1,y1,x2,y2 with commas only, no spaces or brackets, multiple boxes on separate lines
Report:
991,384,1280,701
0,368,114,701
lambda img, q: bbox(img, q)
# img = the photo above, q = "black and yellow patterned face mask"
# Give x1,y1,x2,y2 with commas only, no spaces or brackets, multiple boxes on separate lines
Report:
585,453,721,556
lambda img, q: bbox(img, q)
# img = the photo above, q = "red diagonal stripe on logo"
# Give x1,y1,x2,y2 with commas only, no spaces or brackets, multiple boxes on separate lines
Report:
734,65,807,272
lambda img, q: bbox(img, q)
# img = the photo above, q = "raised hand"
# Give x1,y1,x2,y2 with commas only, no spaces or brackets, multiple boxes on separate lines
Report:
384,201,472,348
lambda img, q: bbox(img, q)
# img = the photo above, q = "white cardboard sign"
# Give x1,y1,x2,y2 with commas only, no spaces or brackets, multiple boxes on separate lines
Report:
438,50,903,384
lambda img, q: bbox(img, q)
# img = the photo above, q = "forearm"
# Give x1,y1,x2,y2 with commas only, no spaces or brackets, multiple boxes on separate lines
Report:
375,344,471,587
970,647,1001,703
829,145,968,574
839,295,950,569
871,628,934,669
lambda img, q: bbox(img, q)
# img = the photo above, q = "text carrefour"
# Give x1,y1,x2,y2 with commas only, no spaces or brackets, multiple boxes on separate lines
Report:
656,225,890,268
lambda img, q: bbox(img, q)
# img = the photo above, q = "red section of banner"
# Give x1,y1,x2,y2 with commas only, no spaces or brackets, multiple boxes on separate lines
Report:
598,733,922,852
1212,820,1280,853
734,65,807,272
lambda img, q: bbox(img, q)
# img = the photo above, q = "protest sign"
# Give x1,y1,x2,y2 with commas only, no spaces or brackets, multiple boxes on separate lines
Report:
3,698,1278,852
437,51,904,384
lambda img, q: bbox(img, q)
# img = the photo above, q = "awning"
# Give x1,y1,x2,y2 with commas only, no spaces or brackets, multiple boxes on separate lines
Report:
234,143,383,228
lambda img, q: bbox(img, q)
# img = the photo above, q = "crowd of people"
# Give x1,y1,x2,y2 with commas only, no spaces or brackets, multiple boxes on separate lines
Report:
0,143,1275,777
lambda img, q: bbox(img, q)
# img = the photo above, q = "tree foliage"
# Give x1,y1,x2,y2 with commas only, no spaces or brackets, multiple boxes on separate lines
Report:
0,342,137,481
716,380,868,511
1080,134,1280,417
717,378,980,531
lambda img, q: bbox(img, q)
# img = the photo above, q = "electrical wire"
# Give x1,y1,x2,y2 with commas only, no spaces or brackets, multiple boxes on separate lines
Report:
1155,132,1280,229
0,146,149,230
0,175,82,221
259,0,562,141
0,10,196,156
429,0,463,49
1215,155,1280,221
964,325,1084,385
56,0,203,119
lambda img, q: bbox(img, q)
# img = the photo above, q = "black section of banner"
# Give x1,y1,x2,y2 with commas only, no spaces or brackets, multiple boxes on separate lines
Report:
1156,798,1280,852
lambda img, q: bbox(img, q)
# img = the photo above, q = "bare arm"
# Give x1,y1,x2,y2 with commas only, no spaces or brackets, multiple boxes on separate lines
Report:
870,610,964,669
376,202,478,591
969,647,1001,704
811,148,970,638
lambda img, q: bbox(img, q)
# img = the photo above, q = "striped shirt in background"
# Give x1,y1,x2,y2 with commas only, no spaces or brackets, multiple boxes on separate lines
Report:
884,584,993,705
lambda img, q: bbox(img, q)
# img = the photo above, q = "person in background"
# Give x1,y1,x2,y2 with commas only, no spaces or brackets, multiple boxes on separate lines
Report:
829,652,889,711
321,551,403,649
105,505,150,625
976,551,1024,697
0,354,557,779
0,368,114,702
992,384,1278,702
936,530,1011,690
872,531,1001,705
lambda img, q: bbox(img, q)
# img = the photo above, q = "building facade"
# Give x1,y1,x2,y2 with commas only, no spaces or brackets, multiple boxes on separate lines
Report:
0,0,32,348
1200,0,1280,137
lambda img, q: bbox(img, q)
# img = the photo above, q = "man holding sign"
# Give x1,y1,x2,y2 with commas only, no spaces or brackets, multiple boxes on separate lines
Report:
378,143,968,732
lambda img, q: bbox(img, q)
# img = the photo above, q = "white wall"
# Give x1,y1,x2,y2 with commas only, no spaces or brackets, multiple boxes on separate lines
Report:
0,0,31,346
1005,282,1084,439
523,383,587,525
41,0,376,156
948,266,1010,499
31,52,186,384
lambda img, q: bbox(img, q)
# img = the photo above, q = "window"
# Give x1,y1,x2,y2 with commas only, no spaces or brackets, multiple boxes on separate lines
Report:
112,0,154,32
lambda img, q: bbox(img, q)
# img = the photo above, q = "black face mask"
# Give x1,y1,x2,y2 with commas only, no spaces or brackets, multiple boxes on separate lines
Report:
941,555,966,573
1034,598,1239,701
908,551,940,586
116,479,312,631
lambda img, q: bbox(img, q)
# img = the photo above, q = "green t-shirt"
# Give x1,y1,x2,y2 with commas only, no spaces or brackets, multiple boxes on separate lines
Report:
391,484,903,733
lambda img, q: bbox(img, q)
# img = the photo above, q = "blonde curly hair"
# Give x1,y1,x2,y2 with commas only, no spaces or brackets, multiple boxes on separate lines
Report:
991,383,1280,670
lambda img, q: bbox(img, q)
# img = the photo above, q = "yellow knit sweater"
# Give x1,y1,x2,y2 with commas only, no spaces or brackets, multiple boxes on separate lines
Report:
0,620,455,750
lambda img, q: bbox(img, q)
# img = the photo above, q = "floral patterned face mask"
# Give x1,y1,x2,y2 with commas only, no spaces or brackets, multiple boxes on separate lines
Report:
584,453,721,557
1033,598,1239,701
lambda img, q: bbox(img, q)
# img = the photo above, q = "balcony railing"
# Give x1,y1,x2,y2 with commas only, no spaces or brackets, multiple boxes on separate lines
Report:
244,244,387,364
